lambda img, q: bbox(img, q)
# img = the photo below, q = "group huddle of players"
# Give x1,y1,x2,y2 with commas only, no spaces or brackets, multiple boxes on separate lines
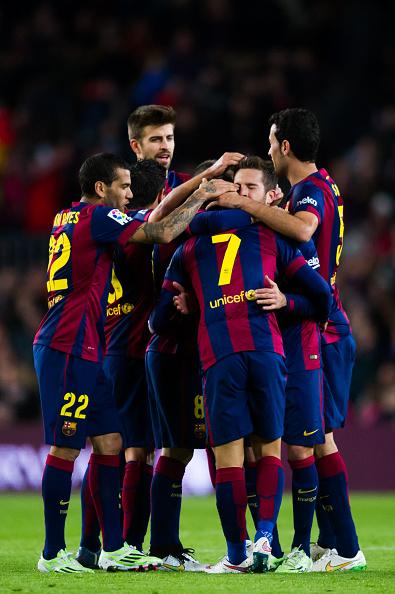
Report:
33,105,367,574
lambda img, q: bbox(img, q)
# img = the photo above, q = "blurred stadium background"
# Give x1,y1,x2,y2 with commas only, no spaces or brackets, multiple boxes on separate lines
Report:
0,1,394,492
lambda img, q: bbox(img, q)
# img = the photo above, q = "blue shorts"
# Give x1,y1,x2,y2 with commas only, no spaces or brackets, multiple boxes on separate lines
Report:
103,355,153,449
33,344,121,449
321,334,356,431
146,349,206,449
203,351,286,447
283,369,325,446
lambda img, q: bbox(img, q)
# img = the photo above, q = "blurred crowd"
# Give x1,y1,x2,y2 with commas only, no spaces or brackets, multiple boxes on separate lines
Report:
0,1,394,426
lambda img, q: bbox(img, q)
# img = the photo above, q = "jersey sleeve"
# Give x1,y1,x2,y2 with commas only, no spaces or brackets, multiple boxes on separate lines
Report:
187,209,252,236
91,207,144,247
149,245,190,335
276,235,331,322
284,292,324,320
291,183,324,224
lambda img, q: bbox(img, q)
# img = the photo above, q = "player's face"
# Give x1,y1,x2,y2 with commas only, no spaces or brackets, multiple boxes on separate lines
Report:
234,169,266,203
268,124,286,177
103,168,133,212
132,124,175,170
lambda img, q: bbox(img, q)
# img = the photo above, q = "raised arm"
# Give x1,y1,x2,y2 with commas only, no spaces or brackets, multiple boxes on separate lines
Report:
209,193,318,242
148,152,244,222
128,179,237,244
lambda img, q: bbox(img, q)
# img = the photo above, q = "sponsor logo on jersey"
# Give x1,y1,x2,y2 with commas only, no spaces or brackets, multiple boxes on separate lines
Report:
209,289,256,309
296,196,318,207
48,294,64,309
106,302,134,317
62,421,77,436
307,256,320,269
107,209,133,225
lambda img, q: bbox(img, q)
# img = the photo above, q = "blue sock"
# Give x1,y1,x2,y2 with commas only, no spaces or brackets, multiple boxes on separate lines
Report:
255,456,284,543
88,453,123,552
127,463,153,551
289,456,318,556
42,454,74,560
216,467,247,565
271,524,284,558
316,491,337,549
244,462,259,529
316,453,359,558
80,464,101,552
150,456,185,552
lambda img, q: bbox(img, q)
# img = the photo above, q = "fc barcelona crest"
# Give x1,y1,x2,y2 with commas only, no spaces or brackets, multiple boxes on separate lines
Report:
62,421,77,436
194,423,206,440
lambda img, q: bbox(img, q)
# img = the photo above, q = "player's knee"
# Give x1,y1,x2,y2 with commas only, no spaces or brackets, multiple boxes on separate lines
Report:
125,447,148,463
163,447,193,465
50,445,80,462
91,432,122,455
314,432,338,459
287,445,313,461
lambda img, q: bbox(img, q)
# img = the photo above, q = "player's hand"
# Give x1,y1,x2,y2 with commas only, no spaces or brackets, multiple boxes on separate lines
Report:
206,152,245,177
172,281,198,314
205,191,243,210
254,275,287,310
197,178,238,202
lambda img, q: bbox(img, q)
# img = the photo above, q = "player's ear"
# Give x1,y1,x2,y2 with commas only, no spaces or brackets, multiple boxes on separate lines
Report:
281,139,290,156
94,180,106,198
130,138,141,157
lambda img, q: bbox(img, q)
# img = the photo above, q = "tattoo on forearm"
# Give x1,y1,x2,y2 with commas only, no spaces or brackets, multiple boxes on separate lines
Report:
142,193,204,242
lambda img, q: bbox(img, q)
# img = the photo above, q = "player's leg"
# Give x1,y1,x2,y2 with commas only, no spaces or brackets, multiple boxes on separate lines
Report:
33,345,93,573
204,353,252,574
248,351,287,573
86,366,161,571
313,335,366,570
111,356,154,552
276,368,324,573
147,347,206,569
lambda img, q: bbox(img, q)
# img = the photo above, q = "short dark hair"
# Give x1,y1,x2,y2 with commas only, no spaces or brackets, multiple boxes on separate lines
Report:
129,159,166,209
268,108,320,162
127,105,176,140
78,153,131,198
233,156,278,190
193,159,234,182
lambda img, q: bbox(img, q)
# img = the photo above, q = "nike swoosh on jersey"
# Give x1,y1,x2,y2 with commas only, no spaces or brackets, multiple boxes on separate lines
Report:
171,484,182,489
326,561,354,572
59,500,70,505
303,429,319,436
297,487,318,494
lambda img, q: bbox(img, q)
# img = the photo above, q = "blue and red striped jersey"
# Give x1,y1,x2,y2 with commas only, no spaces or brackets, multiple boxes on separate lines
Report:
278,239,322,372
34,202,143,363
105,209,154,359
151,224,331,371
287,168,351,344
147,207,252,355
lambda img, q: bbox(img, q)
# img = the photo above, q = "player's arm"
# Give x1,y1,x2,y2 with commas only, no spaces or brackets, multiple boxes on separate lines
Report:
148,152,244,222
188,209,252,235
276,237,331,322
149,247,191,335
129,179,237,244
211,192,318,242
255,276,329,320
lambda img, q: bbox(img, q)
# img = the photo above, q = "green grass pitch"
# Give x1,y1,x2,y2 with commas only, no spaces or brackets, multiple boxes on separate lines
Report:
0,492,394,594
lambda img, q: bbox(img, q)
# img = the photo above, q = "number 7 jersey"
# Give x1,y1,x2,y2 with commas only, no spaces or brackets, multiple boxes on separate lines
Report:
155,223,331,372
34,202,144,363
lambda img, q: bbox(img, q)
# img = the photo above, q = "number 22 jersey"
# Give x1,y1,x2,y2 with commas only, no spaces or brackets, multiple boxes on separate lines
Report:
34,202,144,363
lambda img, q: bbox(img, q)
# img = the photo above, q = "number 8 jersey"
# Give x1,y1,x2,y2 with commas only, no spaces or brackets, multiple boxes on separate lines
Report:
34,202,144,363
